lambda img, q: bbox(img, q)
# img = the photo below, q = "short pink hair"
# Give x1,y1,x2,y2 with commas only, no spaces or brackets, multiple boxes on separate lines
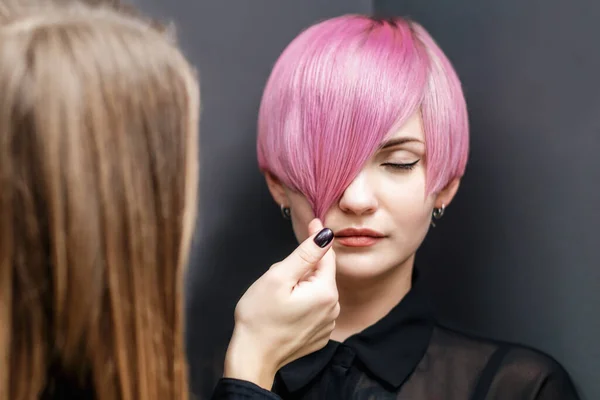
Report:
257,15,469,219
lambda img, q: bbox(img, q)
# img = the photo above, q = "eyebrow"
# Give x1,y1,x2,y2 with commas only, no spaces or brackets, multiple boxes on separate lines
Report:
378,137,424,150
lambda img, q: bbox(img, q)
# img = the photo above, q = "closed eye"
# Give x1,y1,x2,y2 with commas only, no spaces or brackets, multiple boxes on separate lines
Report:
381,159,420,170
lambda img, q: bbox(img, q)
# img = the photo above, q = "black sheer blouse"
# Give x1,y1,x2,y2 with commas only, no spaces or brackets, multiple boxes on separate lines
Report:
268,274,579,400
40,371,280,399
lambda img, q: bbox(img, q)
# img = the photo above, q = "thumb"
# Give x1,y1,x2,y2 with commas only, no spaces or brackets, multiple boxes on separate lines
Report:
308,219,337,284
276,219,334,282
307,218,324,236
314,245,337,284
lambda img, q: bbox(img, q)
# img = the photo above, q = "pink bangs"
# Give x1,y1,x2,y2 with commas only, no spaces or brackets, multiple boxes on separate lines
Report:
257,15,469,219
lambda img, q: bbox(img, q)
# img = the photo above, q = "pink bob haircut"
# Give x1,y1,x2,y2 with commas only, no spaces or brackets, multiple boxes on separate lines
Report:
257,15,469,219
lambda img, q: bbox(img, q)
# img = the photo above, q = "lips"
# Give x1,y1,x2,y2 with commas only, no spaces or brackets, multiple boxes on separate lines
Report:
334,228,385,248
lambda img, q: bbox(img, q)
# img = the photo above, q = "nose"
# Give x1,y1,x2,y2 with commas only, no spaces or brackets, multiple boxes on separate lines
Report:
338,170,378,216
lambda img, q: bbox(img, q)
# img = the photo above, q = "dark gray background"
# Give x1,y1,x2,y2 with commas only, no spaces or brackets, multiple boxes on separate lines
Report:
132,1,598,398
372,2,599,400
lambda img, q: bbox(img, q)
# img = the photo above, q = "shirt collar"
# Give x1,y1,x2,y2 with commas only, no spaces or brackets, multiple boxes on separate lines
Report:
277,271,434,393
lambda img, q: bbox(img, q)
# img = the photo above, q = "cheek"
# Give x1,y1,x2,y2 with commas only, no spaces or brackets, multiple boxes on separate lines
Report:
382,171,434,229
389,196,433,231
287,193,316,242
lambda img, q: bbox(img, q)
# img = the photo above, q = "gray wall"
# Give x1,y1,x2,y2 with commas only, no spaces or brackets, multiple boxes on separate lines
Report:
133,1,598,398
374,1,600,399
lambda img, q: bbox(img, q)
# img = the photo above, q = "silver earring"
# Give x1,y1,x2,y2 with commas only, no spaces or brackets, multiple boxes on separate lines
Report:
431,204,445,228
280,204,291,220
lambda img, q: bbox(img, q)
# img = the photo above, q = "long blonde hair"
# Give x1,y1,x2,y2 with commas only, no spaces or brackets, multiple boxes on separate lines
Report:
0,6,199,400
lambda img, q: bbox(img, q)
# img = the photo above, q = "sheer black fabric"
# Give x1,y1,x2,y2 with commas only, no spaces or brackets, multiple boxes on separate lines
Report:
40,375,279,399
212,379,282,399
272,274,579,400
39,362,278,400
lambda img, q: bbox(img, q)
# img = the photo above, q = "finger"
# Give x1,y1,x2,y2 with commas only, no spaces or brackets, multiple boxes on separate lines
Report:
330,301,341,320
307,218,323,236
297,219,326,281
268,218,323,273
274,225,335,283
313,245,337,284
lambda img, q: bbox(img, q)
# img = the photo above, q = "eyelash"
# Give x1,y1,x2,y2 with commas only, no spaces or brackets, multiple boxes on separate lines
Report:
382,159,420,170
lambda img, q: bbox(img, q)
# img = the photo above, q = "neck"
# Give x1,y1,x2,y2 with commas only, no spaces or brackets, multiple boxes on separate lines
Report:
331,254,415,342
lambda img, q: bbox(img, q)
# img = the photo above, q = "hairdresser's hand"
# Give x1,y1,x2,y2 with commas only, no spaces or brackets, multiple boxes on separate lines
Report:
223,218,339,390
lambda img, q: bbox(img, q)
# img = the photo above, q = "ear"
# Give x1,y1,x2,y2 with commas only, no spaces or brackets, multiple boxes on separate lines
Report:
434,178,461,209
264,171,289,206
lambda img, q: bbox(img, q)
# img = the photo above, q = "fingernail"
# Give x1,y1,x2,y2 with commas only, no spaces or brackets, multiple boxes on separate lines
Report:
314,228,334,248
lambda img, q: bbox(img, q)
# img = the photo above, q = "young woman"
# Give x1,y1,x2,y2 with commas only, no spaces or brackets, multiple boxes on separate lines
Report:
257,15,579,399
0,5,338,400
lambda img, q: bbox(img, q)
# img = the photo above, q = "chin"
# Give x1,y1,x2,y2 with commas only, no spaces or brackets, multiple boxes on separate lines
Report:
334,252,395,281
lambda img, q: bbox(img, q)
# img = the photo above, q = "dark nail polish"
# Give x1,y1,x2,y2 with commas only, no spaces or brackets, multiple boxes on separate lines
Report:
314,228,334,248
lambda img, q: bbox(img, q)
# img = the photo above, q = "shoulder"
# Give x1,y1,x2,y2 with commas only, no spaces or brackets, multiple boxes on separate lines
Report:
432,323,567,374
431,325,579,399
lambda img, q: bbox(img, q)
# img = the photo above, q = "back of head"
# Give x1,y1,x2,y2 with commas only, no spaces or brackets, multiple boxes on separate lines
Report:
0,6,199,400
0,0,169,33
0,0,120,20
